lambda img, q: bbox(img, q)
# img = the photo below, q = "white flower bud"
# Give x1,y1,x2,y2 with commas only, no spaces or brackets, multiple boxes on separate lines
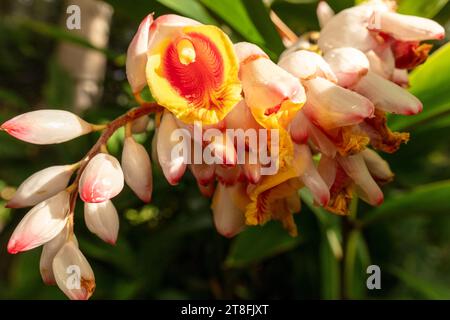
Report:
122,136,153,203
8,191,70,254
7,165,75,208
52,241,95,300
79,153,124,203
40,225,78,285
1,110,93,144
84,200,119,245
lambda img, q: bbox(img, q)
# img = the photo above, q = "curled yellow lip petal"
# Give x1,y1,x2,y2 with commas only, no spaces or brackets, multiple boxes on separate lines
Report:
147,25,241,125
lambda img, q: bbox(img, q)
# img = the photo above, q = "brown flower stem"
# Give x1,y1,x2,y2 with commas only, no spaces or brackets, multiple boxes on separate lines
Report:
68,102,163,215
269,10,298,47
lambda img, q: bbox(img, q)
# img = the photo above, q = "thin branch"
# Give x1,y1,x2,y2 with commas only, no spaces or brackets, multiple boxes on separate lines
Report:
68,102,163,214
269,10,298,47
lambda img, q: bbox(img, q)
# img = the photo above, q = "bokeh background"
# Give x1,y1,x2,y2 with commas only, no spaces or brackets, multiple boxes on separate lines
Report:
0,0,450,300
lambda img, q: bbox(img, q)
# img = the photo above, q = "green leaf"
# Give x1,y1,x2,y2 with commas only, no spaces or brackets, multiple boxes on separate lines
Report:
398,0,449,18
320,233,341,299
225,222,301,268
344,230,370,299
300,189,342,299
156,0,217,24
390,43,450,132
362,180,450,226
199,0,281,57
389,267,450,299
241,0,285,56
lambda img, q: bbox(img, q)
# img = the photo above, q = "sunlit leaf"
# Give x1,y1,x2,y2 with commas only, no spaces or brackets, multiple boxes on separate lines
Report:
390,43,450,132
398,0,449,18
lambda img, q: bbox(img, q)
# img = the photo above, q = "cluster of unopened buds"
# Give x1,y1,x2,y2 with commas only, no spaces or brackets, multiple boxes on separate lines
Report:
0,0,445,299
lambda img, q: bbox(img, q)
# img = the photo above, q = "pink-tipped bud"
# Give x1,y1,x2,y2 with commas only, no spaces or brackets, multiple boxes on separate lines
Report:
361,149,394,183
293,144,330,206
338,154,384,206
353,70,423,115
279,50,337,83
157,111,188,185
40,224,78,285
242,150,261,184
211,183,246,238
368,11,445,42
304,77,375,129
6,165,75,208
323,47,370,87
122,136,153,203
8,191,70,254
190,163,215,186
79,153,124,203
290,110,309,144
52,241,95,300
1,110,93,145
84,200,119,245
126,14,154,94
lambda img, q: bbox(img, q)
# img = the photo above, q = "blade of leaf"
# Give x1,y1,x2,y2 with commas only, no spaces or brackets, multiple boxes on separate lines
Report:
362,180,450,226
225,222,301,268
199,0,275,55
390,43,450,132
300,189,342,299
241,0,284,56
389,267,450,299
156,0,217,24
397,0,449,18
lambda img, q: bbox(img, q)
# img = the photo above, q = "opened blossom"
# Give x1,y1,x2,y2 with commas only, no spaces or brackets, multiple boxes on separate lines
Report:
127,14,242,124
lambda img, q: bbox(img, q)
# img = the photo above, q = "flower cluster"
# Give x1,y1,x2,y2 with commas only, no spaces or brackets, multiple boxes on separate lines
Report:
0,0,445,299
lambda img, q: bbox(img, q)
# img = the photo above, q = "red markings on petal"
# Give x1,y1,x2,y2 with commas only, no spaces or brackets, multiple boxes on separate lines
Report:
163,32,225,109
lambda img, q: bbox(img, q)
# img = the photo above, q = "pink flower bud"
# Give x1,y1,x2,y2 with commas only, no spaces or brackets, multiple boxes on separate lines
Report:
6,165,75,208
338,154,384,206
8,191,70,254
84,200,119,245
365,48,395,80
40,225,78,285
79,153,124,203
211,183,246,238
190,163,215,186
278,50,337,83
1,110,93,145
323,48,370,87
368,11,445,42
391,68,409,88
157,111,188,185
290,110,309,144
52,241,95,300
293,144,330,206
242,150,261,184
361,149,394,183
353,71,423,115
126,14,154,94
303,77,374,129
122,136,153,203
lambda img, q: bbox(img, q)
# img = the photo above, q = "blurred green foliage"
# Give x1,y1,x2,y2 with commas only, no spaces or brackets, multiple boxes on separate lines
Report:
0,0,449,300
